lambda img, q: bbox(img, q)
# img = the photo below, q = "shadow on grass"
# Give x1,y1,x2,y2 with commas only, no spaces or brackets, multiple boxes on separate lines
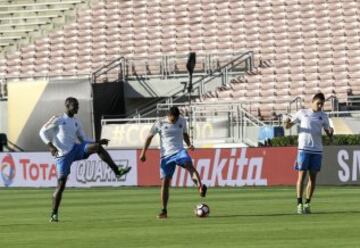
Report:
211,210,360,218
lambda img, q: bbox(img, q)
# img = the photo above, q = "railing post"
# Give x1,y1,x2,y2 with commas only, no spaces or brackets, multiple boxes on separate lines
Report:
165,55,169,79
249,52,254,71
199,79,203,97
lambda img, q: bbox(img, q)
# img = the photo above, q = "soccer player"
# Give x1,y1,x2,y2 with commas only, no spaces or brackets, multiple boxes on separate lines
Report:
39,97,131,222
139,106,207,219
285,93,334,214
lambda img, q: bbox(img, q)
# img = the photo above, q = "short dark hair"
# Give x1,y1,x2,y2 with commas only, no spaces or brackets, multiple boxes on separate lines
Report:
168,106,180,117
65,97,78,105
312,92,325,102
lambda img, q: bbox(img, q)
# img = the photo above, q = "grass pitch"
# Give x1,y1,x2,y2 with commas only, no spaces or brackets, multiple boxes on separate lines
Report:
0,186,359,248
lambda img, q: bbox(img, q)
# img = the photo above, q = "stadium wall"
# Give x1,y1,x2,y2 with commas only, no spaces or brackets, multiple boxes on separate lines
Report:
0,101,7,134
7,78,93,151
1,146,359,188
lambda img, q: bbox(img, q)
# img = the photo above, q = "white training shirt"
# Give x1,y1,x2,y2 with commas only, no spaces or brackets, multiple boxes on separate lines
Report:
150,116,187,157
291,109,330,153
39,113,90,156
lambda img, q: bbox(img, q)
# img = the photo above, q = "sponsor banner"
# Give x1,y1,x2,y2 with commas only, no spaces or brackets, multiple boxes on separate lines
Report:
319,146,360,185
137,147,298,187
0,151,137,188
2,146,358,187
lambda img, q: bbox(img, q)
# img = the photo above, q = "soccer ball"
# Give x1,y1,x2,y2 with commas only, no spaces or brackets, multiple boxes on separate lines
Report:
194,203,210,218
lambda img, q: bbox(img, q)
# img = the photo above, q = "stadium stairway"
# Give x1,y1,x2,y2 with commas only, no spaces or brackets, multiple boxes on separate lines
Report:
92,51,254,117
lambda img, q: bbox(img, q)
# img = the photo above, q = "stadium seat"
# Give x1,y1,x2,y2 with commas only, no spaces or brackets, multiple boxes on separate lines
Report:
0,0,360,118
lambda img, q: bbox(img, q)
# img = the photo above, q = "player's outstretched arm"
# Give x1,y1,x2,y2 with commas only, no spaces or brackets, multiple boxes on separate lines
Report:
140,134,154,162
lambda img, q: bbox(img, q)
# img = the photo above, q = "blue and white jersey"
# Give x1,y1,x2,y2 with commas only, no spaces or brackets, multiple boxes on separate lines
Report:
291,109,330,154
150,116,187,158
39,113,90,156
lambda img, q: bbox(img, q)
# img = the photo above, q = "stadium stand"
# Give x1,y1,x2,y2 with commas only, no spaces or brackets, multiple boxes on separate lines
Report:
0,0,89,56
0,0,360,120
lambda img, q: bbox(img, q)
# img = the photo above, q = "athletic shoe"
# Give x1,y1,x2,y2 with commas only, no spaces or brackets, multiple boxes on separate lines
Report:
49,214,59,223
304,203,311,214
297,204,304,214
200,184,207,198
157,210,168,219
116,166,132,178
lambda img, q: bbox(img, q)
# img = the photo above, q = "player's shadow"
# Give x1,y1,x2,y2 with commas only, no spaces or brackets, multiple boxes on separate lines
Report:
0,223,42,227
315,210,360,215
212,213,297,218
212,210,360,218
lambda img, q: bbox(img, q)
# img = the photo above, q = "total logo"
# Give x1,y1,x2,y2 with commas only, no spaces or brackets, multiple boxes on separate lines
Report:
1,154,16,187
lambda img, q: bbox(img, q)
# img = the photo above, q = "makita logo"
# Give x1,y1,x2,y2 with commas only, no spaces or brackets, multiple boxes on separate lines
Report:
172,148,267,187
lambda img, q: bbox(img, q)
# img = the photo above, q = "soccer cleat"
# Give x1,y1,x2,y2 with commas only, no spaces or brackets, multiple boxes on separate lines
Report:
116,166,132,178
199,184,207,198
157,210,168,219
49,214,59,223
297,204,304,214
304,203,311,214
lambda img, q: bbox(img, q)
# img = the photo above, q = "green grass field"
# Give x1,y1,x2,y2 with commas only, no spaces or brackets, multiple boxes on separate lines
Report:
0,187,359,248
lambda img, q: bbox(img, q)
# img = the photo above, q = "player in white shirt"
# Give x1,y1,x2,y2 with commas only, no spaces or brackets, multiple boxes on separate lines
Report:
39,97,131,222
139,106,207,219
285,93,334,214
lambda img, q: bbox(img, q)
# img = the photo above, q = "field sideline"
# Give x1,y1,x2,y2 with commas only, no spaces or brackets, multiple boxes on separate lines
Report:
0,186,359,248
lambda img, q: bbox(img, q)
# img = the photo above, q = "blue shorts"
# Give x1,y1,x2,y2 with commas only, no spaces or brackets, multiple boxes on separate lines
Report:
160,149,192,179
56,142,91,177
295,150,322,172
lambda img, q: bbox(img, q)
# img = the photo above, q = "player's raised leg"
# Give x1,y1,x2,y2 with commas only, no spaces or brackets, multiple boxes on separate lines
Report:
86,142,131,177
183,161,207,197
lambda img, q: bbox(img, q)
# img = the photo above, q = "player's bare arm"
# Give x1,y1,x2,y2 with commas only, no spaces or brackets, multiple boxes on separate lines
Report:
47,142,58,157
183,133,194,151
284,118,295,129
140,134,154,162
324,127,334,138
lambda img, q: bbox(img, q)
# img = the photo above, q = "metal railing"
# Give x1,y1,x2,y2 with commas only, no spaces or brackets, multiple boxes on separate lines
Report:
126,51,254,118
326,95,339,113
92,56,126,83
0,78,6,100
287,96,303,113
91,51,252,84
326,110,360,118
287,95,343,114
102,101,265,146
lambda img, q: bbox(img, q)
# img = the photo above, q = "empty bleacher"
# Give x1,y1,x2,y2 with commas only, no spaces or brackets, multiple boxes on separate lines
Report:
0,0,360,119
0,0,89,56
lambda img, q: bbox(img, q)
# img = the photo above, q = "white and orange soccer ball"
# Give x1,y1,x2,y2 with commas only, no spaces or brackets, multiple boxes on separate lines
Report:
194,203,210,218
